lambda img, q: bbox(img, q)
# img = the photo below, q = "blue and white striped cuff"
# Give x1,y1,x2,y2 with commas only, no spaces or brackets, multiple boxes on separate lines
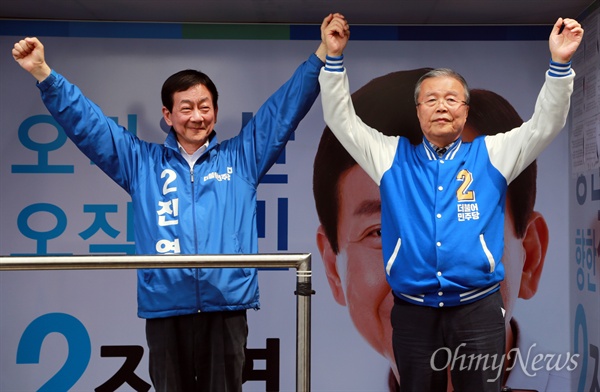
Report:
548,59,572,78
325,55,344,72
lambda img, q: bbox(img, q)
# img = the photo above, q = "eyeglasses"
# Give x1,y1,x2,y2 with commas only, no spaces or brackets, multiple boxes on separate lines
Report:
417,97,468,108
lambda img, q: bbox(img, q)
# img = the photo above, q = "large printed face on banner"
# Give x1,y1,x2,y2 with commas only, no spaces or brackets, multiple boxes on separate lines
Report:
314,70,550,386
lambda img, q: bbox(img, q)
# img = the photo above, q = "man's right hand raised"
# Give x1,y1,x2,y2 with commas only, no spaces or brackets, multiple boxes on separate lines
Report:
12,37,52,82
321,13,350,58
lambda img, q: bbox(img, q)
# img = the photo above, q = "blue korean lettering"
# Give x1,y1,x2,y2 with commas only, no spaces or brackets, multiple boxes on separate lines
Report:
85,202,136,255
575,228,597,293
277,198,288,251
12,115,74,174
79,204,120,240
16,313,91,392
14,203,70,256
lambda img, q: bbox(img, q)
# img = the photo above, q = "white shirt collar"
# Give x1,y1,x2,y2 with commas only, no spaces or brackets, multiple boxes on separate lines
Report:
178,140,209,169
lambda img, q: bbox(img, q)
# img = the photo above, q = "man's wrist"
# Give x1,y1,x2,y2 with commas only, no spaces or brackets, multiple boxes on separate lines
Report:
32,63,52,83
548,59,572,77
325,54,344,72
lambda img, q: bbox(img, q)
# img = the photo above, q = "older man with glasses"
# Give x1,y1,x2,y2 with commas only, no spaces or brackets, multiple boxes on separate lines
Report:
318,15,583,392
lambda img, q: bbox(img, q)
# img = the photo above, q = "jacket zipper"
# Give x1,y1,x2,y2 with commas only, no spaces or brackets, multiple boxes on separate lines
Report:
190,164,202,312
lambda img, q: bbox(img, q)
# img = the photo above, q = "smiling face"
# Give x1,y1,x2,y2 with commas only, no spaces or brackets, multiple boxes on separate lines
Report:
162,83,218,154
416,76,469,147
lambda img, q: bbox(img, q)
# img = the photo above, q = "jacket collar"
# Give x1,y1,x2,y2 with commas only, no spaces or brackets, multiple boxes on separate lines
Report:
422,137,462,160
164,129,218,154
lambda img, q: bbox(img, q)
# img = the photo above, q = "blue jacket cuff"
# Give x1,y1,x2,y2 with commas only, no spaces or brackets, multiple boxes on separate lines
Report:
325,55,344,72
548,59,572,78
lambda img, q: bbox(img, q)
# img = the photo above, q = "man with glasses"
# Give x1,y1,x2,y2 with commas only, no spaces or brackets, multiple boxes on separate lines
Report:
318,16,583,391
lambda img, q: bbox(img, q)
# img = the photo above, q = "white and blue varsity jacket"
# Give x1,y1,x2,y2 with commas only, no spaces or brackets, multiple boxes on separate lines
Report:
320,57,574,308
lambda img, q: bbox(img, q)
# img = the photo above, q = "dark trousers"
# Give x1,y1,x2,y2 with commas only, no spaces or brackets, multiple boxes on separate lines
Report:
392,291,505,392
145,310,248,392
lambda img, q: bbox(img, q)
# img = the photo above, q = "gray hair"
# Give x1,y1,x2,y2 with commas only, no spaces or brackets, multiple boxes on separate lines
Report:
414,68,470,105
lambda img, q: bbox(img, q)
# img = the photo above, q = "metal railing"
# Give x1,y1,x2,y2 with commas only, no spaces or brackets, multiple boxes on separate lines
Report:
0,253,313,392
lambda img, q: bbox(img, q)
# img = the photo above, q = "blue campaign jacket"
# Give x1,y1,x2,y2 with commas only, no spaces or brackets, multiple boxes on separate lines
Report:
37,53,323,318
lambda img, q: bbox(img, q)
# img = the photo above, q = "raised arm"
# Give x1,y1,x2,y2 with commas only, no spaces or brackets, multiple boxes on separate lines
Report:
234,14,351,182
12,37,52,82
321,13,350,58
485,18,583,184
12,36,139,192
318,16,399,185
549,17,584,64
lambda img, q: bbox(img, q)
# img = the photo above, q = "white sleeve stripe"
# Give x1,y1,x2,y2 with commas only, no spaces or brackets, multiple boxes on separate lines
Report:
548,60,572,78
325,55,344,73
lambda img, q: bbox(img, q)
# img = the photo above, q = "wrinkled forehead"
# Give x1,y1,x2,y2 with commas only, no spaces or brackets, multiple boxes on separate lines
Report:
419,76,467,97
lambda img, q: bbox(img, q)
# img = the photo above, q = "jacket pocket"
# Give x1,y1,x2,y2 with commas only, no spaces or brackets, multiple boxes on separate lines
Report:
231,233,252,277
385,238,402,276
479,233,496,273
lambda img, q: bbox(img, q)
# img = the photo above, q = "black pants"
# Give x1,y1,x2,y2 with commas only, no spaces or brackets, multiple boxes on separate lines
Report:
392,291,505,392
146,310,248,392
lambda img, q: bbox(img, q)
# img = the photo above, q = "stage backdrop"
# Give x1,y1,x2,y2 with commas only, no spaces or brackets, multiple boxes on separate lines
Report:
1,15,597,392
570,5,600,392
